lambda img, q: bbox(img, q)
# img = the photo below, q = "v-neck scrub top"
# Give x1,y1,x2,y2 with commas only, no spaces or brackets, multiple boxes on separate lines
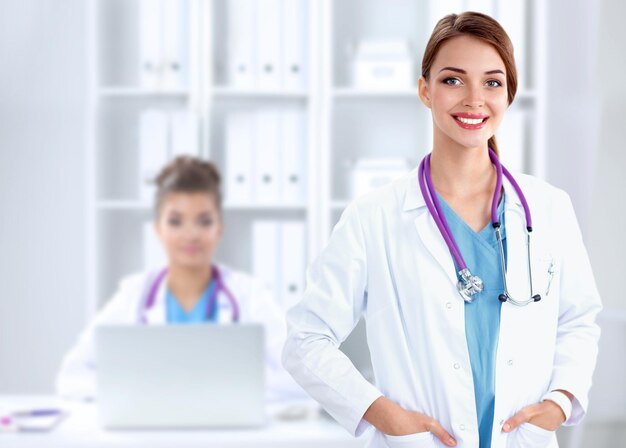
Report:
438,193,507,448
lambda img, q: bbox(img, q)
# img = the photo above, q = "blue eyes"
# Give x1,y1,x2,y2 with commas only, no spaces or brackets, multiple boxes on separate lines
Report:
443,77,461,86
485,80,502,88
442,77,503,88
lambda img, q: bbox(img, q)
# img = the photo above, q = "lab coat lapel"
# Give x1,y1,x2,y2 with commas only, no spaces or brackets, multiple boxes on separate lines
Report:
404,171,458,287
144,274,167,324
502,176,530,301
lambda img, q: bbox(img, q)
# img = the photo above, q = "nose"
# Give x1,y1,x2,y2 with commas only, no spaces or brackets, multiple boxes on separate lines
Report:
463,83,484,108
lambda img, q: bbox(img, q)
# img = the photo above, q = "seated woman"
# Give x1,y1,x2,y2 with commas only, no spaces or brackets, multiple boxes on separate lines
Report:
57,155,302,402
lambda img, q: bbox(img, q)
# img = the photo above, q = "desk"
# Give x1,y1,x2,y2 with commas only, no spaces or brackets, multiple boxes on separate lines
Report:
0,396,368,448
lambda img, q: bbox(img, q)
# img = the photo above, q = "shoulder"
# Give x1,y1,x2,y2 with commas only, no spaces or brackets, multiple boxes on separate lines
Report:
216,263,264,297
117,270,157,295
347,168,415,221
103,270,161,310
511,172,571,208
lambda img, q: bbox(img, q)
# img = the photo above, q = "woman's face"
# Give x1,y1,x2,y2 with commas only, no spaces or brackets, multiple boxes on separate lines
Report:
418,35,509,152
155,192,223,270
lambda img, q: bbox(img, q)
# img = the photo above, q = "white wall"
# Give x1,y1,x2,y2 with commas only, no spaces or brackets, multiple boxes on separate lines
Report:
546,1,626,445
0,1,87,393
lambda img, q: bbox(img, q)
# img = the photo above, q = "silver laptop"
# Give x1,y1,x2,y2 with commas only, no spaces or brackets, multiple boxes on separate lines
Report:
95,324,266,429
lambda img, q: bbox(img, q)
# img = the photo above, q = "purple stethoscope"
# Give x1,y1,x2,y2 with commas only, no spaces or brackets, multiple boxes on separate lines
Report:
418,148,541,306
140,265,240,323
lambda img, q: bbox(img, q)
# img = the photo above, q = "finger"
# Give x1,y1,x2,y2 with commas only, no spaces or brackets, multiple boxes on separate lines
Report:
503,404,540,433
428,419,457,447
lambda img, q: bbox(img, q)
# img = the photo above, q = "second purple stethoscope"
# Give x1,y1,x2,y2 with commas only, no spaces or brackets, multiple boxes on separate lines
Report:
140,265,240,323
418,148,541,306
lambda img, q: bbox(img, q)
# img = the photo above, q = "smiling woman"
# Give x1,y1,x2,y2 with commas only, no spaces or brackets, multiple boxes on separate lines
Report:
282,11,602,448
56,155,304,402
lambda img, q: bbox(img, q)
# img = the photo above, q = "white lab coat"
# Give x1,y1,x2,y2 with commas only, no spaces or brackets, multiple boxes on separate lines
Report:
283,169,602,448
57,263,305,402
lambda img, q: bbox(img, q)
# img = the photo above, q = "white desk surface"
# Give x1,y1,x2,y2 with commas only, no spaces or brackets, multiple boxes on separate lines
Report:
0,396,368,448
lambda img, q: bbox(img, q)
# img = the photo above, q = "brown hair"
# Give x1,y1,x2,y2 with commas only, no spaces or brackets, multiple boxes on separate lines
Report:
154,155,222,217
421,12,518,156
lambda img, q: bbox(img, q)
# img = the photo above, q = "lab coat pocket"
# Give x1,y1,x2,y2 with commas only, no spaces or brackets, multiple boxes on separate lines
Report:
507,422,555,448
384,431,436,448
536,255,557,298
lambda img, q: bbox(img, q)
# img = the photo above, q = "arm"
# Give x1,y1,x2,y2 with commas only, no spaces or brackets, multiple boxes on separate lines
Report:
281,203,456,445
55,276,138,400
282,203,382,436
505,190,602,432
246,279,310,402
547,190,602,425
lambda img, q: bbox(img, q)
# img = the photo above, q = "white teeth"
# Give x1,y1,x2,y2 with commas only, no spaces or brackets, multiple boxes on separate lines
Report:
455,116,485,125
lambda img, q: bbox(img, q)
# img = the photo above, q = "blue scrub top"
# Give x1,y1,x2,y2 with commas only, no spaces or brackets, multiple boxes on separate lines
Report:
166,279,218,323
438,192,507,448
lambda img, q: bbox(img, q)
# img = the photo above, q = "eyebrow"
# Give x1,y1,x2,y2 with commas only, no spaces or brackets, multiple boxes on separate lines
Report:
438,66,505,75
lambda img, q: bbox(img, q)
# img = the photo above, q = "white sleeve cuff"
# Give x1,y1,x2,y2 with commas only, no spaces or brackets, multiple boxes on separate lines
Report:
542,390,572,422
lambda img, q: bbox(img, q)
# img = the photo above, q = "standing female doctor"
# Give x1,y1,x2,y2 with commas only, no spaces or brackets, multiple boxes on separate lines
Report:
57,156,301,402
283,12,601,448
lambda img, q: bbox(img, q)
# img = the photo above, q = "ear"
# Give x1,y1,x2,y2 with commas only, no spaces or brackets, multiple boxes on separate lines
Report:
418,76,432,109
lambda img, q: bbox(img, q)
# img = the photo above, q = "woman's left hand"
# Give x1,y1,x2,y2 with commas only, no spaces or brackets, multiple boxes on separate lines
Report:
502,400,566,433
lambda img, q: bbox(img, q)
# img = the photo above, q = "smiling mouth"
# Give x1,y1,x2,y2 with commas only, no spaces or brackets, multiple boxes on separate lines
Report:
453,115,488,125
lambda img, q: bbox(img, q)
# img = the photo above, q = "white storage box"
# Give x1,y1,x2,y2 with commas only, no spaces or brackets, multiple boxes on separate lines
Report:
353,40,415,89
351,158,413,199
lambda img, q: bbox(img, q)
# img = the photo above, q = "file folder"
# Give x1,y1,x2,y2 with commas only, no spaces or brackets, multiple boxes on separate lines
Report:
139,110,169,201
281,0,307,89
139,0,162,88
252,220,280,292
280,108,306,205
253,109,281,204
228,0,257,88
161,0,187,89
256,0,282,89
225,111,254,204
170,110,199,157
279,220,306,311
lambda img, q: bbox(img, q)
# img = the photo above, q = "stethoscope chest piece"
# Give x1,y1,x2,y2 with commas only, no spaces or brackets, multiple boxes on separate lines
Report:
457,268,484,303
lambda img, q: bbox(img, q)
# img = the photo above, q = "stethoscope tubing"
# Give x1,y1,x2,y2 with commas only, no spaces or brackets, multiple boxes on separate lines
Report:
419,148,540,305
140,265,240,323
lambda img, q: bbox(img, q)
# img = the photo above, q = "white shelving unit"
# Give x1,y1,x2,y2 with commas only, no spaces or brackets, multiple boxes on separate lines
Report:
86,0,547,320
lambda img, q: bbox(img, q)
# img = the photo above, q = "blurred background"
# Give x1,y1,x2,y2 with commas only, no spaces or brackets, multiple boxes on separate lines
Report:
0,0,624,446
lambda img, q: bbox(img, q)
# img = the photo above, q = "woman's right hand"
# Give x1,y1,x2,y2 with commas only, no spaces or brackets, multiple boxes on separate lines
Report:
364,396,457,446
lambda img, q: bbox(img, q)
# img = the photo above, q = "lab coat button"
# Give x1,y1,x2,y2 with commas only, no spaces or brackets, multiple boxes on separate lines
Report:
507,359,514,366
453,363,460,370
460,424,465,431
446,302,452,309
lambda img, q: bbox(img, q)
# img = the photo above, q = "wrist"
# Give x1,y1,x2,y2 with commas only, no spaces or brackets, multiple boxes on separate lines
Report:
541,390,572,422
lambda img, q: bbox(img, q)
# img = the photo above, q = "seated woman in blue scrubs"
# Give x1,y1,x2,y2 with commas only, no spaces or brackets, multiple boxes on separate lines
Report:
57,156,301,401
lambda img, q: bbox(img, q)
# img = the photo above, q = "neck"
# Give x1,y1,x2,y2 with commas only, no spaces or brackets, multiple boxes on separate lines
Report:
429,138,496,200
167,264,213,309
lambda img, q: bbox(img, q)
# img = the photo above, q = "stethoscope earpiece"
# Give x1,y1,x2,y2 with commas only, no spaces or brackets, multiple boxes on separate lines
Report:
533,294,542,302
498,294,508,303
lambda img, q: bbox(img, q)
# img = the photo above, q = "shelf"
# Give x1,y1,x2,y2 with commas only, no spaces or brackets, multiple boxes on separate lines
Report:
333,87,418,99
98,201,152,211
223,203,308,212
212,87,309,99
98,87,190,97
